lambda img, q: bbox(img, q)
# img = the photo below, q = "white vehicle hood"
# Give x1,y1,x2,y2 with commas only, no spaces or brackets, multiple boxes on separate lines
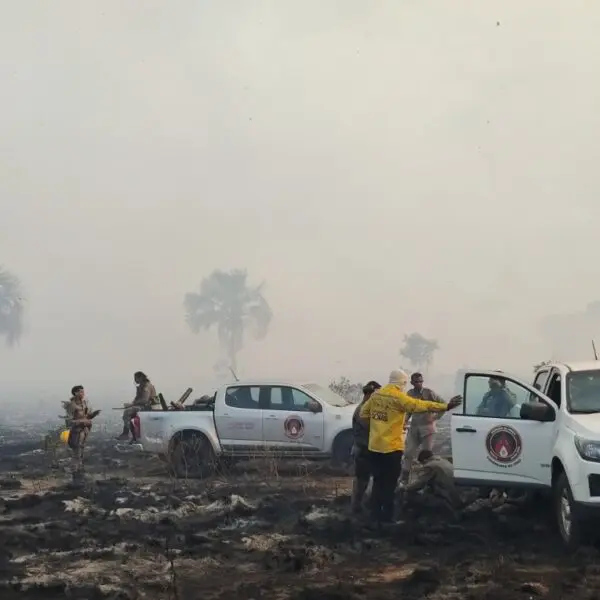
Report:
569,413,600,437
328,403,356,422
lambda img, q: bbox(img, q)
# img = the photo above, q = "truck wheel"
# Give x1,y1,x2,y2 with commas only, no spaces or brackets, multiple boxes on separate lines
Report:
554,472,584,549
169,432,215,479
332,431,354,469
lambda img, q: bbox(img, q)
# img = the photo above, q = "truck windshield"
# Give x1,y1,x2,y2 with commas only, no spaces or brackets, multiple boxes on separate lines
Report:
302,383,350,407
567,370,600,414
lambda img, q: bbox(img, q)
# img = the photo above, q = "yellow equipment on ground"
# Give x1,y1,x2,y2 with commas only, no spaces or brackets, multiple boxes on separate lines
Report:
60,430,70,444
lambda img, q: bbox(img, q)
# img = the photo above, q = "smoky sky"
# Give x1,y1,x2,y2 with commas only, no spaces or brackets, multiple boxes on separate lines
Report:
2,1,600,396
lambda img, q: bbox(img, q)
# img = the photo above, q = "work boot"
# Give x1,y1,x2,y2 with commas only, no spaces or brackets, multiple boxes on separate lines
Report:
116,425,129,441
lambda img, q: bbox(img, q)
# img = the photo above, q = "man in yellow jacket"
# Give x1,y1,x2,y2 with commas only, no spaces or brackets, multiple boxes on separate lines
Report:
360,369,462,523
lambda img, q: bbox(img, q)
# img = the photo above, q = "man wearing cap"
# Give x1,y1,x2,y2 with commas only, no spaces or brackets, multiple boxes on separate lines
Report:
359,369,462,523
400,372,447,485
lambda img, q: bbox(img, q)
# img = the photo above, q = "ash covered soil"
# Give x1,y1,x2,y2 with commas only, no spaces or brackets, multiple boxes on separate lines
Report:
0,430,599,600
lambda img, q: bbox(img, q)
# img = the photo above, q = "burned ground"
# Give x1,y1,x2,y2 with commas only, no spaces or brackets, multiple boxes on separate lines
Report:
0,429,599,600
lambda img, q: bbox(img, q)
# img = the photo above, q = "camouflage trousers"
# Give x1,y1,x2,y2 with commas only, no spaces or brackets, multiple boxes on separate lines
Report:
71,445,84,473
68,428,89,474
122,406,139,426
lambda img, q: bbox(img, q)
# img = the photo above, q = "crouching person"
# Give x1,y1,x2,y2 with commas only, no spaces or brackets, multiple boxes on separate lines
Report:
351,380,381,514
400,449,462,519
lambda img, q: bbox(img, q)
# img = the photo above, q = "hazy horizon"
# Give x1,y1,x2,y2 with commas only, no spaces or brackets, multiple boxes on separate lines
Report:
2,1,600,399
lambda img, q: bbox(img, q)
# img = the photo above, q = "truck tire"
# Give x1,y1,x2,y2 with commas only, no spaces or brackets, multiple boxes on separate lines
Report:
332,430,354,469
169,432,216,479
554,471,584,549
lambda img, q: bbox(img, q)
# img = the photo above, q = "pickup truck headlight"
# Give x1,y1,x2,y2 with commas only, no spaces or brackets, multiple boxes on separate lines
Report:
575,437,600,462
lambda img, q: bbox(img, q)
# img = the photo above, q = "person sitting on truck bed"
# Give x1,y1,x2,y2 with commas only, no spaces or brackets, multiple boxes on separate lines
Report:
117,371,159,442
476,376,515,418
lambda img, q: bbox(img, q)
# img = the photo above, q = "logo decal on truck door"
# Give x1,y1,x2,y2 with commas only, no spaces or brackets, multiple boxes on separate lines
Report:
284,415,304,440
485,425,522,467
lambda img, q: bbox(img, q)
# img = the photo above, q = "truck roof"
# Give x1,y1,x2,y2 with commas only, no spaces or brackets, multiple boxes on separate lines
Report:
219,379,315,387
214,380,350,407
539,360,600,372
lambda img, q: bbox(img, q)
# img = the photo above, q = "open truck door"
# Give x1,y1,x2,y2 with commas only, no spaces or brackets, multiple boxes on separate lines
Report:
451,370,558,490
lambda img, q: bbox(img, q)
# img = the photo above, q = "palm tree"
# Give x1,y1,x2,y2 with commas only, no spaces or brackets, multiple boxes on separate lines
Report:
184,269,273,373
0,267,25,346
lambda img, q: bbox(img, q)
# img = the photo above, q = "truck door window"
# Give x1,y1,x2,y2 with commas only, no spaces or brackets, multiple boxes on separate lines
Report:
464,375,529,419
533,370,549,393
268,387,316,412
545,373,562,407
225,386,260,409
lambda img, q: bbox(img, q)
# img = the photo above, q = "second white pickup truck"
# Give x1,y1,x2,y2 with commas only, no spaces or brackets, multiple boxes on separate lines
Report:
452,362,600,549
138,380,357,478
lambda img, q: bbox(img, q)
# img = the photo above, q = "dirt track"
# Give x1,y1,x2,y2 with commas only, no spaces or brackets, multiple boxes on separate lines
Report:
0,430,599,600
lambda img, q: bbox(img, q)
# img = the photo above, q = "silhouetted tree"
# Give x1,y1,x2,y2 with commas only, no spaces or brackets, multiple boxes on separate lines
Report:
184,269,272,373
0,267,24,347
329,377,363,403
400,332,439,372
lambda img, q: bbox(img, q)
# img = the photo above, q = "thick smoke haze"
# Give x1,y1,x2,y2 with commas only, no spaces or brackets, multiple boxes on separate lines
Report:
2,1,600,400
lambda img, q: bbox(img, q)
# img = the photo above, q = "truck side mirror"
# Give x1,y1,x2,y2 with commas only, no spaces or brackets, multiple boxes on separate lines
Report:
520,402,555,422
307,401,322,413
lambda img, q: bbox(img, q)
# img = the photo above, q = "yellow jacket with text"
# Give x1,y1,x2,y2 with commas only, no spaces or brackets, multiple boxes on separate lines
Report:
359,384,448,453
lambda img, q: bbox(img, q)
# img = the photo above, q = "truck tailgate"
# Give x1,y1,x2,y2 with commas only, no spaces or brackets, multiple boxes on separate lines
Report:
138,412,172,454
139,411,218,455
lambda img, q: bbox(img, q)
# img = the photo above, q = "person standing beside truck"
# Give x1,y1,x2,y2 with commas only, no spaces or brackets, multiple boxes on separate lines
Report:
65,385,100,480
400,372,447,485
359,369,462,524
351,380,381,514
117,371,159,442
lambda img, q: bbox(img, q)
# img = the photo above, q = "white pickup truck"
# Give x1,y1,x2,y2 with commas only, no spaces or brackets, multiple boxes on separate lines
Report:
453,362,600,548
138,380,357,478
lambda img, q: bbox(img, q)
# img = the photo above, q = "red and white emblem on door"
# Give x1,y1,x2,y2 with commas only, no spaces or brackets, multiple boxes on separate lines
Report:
284,415,304,440
485,425,522,467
